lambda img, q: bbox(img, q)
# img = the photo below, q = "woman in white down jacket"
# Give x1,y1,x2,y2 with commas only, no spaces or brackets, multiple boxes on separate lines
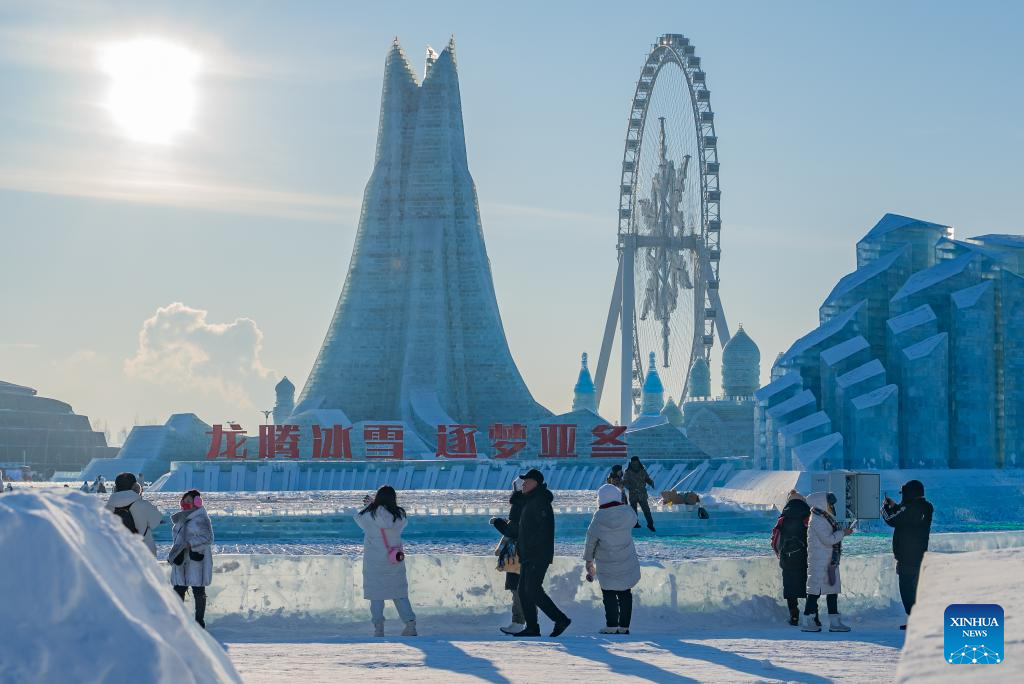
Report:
167,489,214,628
584,484,642,634
801,491,855,633
355,485,417,637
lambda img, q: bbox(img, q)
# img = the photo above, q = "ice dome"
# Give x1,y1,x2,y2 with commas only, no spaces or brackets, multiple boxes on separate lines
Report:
722,325,760,398
641,352,665,415
275,376,295,395
687,357,711,399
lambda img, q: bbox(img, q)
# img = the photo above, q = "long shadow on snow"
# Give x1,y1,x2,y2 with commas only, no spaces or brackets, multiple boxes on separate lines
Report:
569,639,700,684
668,640,832,684
404,638,513,684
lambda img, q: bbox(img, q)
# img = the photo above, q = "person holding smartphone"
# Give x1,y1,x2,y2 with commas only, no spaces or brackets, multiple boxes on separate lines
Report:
882,480,933,629
801,491,855,632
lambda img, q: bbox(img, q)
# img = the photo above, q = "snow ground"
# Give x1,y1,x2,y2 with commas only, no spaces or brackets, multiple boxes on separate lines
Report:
896,546,1023,683
224,625,905,683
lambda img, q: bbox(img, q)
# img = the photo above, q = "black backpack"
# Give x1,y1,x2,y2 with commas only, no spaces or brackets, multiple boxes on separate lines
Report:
113,502,139,534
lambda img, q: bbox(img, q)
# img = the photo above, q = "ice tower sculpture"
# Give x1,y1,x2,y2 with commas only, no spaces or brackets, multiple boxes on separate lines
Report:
757,213,1024,470
296,39,550,443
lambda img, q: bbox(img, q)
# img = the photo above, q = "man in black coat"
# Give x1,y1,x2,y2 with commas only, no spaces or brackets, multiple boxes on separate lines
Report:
882,479,934,628
511,469,571,637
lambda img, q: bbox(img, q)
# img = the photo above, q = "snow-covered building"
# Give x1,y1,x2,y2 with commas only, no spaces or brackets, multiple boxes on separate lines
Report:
757,213,1024,470
680,326,759,459
0,380,118,479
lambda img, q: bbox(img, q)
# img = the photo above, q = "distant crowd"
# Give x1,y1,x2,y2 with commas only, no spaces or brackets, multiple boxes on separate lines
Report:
76,456,932,638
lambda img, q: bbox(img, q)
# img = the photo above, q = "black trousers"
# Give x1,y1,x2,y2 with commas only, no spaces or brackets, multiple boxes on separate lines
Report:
518,561,568,629
628,494,654,528
899,570,920,615
804,593,838,615
174,585,207,627
787,597,800,618
602,589,633,628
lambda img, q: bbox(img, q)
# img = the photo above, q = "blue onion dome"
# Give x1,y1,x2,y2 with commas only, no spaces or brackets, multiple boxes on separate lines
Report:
722,325,760,397
275,376,295,394
687,357,711,399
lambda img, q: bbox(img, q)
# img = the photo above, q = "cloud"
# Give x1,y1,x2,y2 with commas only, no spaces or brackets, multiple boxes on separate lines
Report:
0,166,360,223
124,302,273,408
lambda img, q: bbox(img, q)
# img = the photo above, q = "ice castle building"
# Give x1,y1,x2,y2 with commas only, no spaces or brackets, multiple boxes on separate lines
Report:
756,213,1024,470
293,38,550,450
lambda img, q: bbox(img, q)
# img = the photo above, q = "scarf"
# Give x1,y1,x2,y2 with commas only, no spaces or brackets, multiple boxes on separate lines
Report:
813,506,843,567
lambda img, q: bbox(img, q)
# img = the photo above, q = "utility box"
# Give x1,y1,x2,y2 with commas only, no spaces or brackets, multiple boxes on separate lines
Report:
809,470,880,522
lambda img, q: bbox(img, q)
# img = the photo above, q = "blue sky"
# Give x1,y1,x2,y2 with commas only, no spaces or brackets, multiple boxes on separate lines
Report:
1,0,1022,440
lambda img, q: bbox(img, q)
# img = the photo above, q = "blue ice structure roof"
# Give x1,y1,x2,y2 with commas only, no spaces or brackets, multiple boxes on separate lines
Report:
574,354,596,394
891,253,977,301
968,234,1024,249
754,369,802,404
936,237,1004,262
859,213,951,242
951,280,994,309
765,389,817,422
791,432,844,470
778,411,831,438
886,304,937,335
777,301,866,368
902,332,948,361
822,245,909,306
819,335,871,368
836,359,885,389
850,384,898,410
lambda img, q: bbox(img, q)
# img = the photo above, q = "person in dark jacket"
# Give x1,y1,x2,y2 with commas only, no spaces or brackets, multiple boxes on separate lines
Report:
491,477,527,634
511,469,571,638
882,479,933,628
606,464,627,503
622,457,655,531
772,490,811,625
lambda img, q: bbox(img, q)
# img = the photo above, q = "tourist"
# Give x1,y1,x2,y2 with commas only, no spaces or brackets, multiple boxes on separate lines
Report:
606,464,627,502
584,484,641,635
513,468,571,637
801,492,854,632
882,479,933,629
105,472,164,556
167,489,214,629
80,480,91,492
94,476,107,494
771,489,811,626
623,456,656,532
490,477,526,635
355,485,416,637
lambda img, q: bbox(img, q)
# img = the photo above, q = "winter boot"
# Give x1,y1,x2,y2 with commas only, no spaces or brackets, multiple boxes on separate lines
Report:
788,607,800,626
647,524,656,533
550,617,572,637
401,620,418,636
373,620,385,637
828,614,851,632
800,614,821,632
599,626,619,634
501,622,526,635
513,625,541,637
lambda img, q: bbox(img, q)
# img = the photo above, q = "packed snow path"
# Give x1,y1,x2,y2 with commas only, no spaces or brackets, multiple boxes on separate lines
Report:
226,627,904,683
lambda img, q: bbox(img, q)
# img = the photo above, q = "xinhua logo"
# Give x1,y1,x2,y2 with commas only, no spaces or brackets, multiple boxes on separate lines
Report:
944,604,1004,664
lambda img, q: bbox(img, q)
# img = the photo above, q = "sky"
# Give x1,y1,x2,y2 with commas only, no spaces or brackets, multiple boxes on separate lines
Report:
1,0,1022,443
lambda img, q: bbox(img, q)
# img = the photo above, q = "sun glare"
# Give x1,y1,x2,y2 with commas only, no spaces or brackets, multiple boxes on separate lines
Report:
100,37,201,145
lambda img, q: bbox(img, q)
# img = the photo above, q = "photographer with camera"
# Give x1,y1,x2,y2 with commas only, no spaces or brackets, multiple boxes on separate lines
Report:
584,483,641,634
355,485,416,637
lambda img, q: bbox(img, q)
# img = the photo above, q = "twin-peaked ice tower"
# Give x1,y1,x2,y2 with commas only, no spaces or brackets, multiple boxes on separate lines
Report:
294,39,551,450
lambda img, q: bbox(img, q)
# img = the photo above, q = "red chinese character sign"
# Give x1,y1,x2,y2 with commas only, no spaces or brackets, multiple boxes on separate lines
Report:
204,422,631,460
590,425,628,458
488,423,527,459
539,424,577,457
312,425,352,459
364,424,404,459
259,424,300,459
206,423,248,459
436,424,478,458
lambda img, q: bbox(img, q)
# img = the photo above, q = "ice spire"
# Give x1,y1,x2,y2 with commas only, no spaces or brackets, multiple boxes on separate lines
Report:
572,353,598,413
641,352,665,415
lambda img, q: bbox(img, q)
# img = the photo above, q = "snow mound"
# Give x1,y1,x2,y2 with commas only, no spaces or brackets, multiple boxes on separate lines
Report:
896,547,1024,682
0,491,240,684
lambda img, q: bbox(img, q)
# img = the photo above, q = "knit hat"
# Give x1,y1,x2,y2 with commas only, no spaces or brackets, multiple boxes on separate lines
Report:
114,472,137,492
597,483,622,506
787,489,806,502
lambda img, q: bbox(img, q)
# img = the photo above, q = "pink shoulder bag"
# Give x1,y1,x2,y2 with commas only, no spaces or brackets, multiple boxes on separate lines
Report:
381,528,405,564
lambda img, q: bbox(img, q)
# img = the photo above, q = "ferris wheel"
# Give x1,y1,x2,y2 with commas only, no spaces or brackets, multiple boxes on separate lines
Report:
594,33,732,425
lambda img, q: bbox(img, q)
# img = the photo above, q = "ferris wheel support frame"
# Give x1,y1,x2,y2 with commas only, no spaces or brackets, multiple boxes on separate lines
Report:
593,33,732,425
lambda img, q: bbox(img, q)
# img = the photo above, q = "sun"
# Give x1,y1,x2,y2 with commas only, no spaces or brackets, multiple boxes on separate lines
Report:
99,37,201,145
